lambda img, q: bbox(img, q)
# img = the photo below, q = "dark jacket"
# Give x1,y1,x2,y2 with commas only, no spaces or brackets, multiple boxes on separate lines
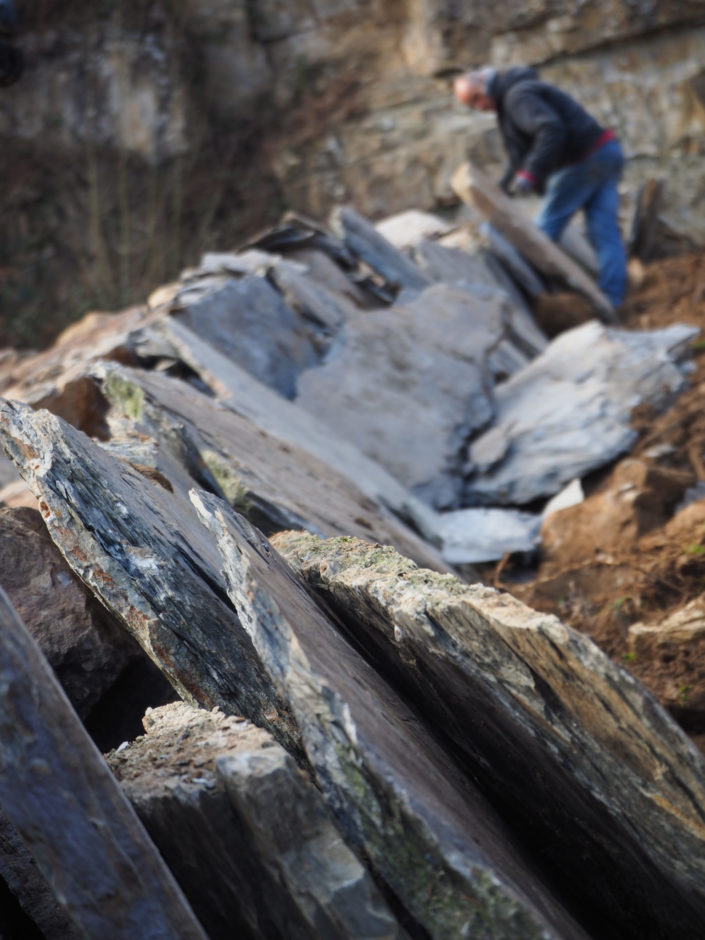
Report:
489,67,606,194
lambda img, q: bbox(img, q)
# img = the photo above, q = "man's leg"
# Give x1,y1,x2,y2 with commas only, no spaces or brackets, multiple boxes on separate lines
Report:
534,164,596,242
584,142,627,307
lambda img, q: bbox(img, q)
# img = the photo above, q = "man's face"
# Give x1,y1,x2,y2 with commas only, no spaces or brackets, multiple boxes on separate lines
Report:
454,78,495,112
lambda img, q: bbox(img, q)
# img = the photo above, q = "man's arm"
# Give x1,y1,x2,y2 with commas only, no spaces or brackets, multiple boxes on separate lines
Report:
505,84,566,192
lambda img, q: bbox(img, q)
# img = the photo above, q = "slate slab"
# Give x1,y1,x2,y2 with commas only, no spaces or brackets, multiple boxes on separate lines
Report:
274,531,705,940
193,492,589,940
465,321,699,506
109,702,405,940
295,282,502,509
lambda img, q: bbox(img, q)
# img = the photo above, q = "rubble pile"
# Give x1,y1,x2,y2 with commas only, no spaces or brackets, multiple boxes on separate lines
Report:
1,174,705,938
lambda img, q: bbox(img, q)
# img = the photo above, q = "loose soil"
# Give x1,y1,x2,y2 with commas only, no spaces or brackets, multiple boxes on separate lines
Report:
481,250,705,750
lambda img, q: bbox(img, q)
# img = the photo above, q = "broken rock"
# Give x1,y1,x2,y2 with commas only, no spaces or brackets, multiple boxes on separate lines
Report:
274,530,705,940
108,702,404,940
465,320,699,506
296,282,502,508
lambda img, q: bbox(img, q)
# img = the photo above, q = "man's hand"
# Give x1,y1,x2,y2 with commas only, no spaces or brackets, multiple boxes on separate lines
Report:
509,172,536,197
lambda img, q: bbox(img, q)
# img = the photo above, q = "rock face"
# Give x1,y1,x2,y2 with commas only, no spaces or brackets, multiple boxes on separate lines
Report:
3,2,705,340
465,321,698,506
272,530,705,940
108,702,404,940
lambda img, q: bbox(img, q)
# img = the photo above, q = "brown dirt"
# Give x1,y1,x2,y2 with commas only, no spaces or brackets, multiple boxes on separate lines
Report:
481,250,705,748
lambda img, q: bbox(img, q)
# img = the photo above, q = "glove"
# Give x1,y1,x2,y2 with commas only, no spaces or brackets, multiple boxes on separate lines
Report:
509,173,536,198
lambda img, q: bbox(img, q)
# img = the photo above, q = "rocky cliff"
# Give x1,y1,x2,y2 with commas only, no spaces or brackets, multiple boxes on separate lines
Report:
2,1,705,343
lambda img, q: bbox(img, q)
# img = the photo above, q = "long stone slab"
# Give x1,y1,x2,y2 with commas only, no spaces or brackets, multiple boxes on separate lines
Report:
192,491,590,940
0,586,207,939
132,316,445,546
0,399,302,757
330,206,431,293
94,360,447,571
272,531,705,940
451,162,616,320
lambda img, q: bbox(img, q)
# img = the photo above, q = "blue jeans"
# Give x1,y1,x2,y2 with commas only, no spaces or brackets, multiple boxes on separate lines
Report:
534,138,627,307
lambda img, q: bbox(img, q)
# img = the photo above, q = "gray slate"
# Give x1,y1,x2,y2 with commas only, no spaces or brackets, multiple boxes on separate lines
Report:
330,206,431,293
193,492,590,940
274,531,705,940
131,316,445,547
465,321,699,506
95,360,447,571
295,282,503,509
0,399,303,757
172,273,318,398
109,702,405,940
0,586,207,940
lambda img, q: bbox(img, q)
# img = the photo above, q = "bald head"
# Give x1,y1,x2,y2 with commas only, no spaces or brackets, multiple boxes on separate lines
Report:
454,68,496,112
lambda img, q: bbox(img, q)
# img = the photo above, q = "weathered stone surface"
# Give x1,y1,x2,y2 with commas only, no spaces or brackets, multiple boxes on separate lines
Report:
0,813,79,940
0,399,302,756
452,163,616,319
465,321,699,506
94,360,447,570
109,702,405,940
0,505,158,725
133,316,445,547
0,305,159,432
0,586,207,939
330,206,431,293
192,493,589,940
268,259,359,349
273,530,705,940
296,283,502,508
171,273,319,399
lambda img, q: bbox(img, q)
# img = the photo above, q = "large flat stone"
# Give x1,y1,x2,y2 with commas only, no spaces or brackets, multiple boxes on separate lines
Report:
465,321,699,506
295,282,502,508
193,492,589,940
109,702,404,940
273,530,705,940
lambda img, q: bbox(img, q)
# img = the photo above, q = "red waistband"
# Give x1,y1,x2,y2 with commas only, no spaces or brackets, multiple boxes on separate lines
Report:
583,128,616,160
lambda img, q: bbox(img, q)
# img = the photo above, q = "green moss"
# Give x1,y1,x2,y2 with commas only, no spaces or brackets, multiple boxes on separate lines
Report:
332,739,548,939
202,450,253,514
103,372,144,422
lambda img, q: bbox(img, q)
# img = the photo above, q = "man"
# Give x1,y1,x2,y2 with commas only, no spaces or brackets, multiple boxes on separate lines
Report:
454,66,626,308
0,0,21,87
